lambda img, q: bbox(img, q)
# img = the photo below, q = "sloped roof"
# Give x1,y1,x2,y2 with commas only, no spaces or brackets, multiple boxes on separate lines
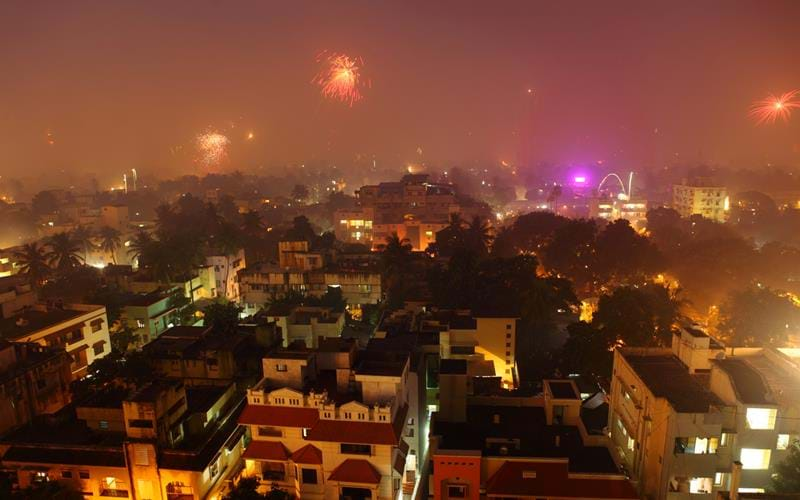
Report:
329,459,382,484
242,440,289,461
290,444,323,465
239,405,320,428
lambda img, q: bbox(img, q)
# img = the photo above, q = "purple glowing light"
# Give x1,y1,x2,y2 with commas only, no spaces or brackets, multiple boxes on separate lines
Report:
573,175,587,184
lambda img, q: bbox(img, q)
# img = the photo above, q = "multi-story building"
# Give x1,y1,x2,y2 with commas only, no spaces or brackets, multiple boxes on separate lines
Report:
589,196,649,229
262,305,345,348
205,247,246,302
672,180,729,222
334,174,490,251
238,343,414,499
430,371,638,500
0,378,245,500
609,326,800,498
0,303,111,379
0,277,36,319
238,241,381,315
0,341,72,435
120,290,180,347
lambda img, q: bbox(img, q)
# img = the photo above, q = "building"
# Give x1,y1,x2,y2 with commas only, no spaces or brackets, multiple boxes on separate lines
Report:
0,277,36,319
430,371,638,500
672,180,730,222
142,325,263,386
0,303,111,379
0,341,72,435
609,326,800,498
238,343,414,499
589,196,649,230
238,241,381,315
0,379,246,500
262,305,345,348
334,175,490,251
120,290,180,348
205,247,246,302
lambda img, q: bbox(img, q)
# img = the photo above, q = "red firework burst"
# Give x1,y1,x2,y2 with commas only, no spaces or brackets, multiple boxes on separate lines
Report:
749,90,800,125
313,52,369,106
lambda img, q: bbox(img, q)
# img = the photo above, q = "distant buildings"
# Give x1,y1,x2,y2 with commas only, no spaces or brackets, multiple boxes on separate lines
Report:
262,304,345,349
205,247,246,302
119,289,181,348
0,303,110,380
589,196,649,230
334,174,490,251
672,179,730,222
609,326,800,498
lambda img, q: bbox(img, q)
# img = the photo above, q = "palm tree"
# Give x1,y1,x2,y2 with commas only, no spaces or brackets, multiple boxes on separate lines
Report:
13,242,50,286
240,210,264,237
97,226,121,265
127,230,153,264
466,215,493,255
71,225,94,262
46,232,83,275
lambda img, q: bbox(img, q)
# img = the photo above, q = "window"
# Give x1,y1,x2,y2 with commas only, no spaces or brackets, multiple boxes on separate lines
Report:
90,319,103,332
450,346,475,355
93,341,105,356
134,445,150,466
674,437,719,454
302,428,309,438
276,364,288,372
506,324,512,330
257,426,282,437
746,408,777,430
344,412,352,419
136,319,146,329
777,434,791,450
261,462,284,481
720,432,731,447
407,428,415,438
61,470,72,479
340,443,371,455
79,471,90,479
99,420,109,430
714,472,725,486
740,448,771,470
689,477,712,494
301,468,318,484
128,419,154,429
447,485,467,498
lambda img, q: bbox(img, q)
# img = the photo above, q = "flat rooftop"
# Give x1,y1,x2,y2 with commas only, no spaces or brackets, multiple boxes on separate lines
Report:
623,352,722,413
433,405,619,474
548,380,579,400
0,307,87,340
714,358,772,405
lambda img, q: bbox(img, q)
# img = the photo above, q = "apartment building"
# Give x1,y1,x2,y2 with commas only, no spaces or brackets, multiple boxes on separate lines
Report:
609,326,800,498
0,378,245,500
0,341,72,435
430,372,637,500
205,247,246,302
0,277,36,319
238,241,381,315
120,290,179,347
262,305,345,348
0,303,111,379
672,180,729,222
334,174,490,251
238,342,413,499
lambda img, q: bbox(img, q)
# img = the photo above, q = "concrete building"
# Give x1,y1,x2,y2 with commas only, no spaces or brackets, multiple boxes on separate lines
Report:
238,343,414,499
673,180,730,222
334,174,490,251
609,325,800,498
0,277,36,319
205,247,246,302
263,305,345,348
430,372,637,500
589,196,649,230
0,379,245,500
0,341,73,435
0,303,111,379
120,290,180,348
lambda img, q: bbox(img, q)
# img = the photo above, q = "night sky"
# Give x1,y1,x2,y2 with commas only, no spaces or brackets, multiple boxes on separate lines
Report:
1,0,799,184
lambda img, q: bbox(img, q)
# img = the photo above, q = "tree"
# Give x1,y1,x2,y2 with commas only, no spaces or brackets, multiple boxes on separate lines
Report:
718,286,800,346
432,213,467,257
31,190,59,216
203,302,242,335
291,184,310,204
71,225,94,262
592,284,682,348
283,215,316,242
594,219,664,285
541,218,598,293
127,230,154,264
561,321,612,379
772,440,800,493
46,232,83,275
241,210,264,237
465,215,493,256
381,233,413,308
224,477,291,500
97,226,122,264
13,242,50,286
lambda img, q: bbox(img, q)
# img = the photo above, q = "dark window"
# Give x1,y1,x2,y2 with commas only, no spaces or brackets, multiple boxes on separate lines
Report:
79,470,90,479
301,468,318,484
276,364,288,372
447,485,467,498
340,443,371,455
61,470,72,479
93,341,105,356
261,462,284,481
128,419,154,429
450,346,475,355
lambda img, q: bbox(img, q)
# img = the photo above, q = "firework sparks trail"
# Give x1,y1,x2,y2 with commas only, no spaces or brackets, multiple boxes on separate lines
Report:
313,52,369,106
749,90,800,125
195,130,230,168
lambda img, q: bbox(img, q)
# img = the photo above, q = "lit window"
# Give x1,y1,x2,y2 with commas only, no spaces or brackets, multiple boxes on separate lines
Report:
340,220,347,225
714,472,724,486
689,477,712,494
745,408,777,430
740,448,771,470
627,436,635,451
777,434,791,450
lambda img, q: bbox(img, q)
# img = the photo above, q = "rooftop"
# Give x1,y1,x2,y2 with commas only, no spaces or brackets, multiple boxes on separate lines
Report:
547,380,579,400
0,307,87,340
714,358,772,405
622,351,723,413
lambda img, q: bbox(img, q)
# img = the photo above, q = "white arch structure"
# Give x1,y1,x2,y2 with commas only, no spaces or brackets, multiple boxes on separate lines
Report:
597,172,635,199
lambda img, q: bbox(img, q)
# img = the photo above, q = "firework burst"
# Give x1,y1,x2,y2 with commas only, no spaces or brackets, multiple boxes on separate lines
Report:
195,130,230,168
313,51,368,106
749,90,800,125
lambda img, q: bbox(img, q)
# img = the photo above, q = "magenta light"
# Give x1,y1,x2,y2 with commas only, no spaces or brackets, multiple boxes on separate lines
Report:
573,176,587,184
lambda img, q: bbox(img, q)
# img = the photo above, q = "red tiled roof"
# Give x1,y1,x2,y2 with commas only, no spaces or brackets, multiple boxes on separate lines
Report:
485,461,638,499
239,404,320,428
329,459,382,484
305,404,407,446
290,444,323,465
242,440,289,461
